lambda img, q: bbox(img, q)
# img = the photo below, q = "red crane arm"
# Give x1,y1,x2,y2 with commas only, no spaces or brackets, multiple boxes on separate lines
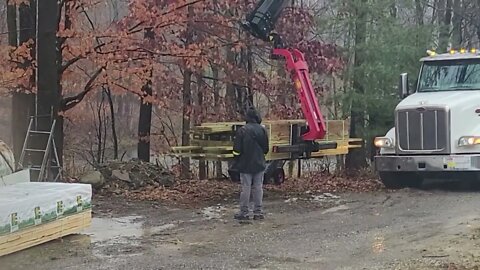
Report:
272,48,327,141
242,0,327,141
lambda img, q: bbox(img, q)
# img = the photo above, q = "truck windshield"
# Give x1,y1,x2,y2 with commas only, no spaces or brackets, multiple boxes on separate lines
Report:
418,59,480,92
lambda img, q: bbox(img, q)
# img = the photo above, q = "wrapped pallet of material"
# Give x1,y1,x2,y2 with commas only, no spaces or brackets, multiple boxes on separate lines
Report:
0,140,93,256
0,182,92,236
0,182,92,256
0,141,14,177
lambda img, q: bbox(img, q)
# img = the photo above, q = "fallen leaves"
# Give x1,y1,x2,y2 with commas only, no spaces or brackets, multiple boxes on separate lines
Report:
100,168,383,207
121,179,239,206
265,170,383,194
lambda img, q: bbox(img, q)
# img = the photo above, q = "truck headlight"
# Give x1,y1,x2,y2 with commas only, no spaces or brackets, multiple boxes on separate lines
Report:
458,136,480,146
374,137,394,148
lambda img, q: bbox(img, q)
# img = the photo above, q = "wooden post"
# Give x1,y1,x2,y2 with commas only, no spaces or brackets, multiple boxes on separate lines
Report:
199,158,207,180
288,160,295,178
297,159,302,178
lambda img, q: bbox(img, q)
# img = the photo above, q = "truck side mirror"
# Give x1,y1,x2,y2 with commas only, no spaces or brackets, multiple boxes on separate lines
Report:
399,73,410,99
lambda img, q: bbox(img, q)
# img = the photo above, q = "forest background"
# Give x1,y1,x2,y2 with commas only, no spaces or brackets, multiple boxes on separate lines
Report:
0,0,475,180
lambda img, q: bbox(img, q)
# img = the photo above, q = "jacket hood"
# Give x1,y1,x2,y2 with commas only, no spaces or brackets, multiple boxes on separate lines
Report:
245,107,262,124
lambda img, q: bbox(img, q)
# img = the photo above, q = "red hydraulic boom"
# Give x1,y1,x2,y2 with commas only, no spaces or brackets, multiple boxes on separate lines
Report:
272,48,327,141
242,0,327,142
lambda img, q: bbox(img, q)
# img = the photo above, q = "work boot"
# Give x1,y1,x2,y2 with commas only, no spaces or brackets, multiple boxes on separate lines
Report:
234,213,250,220
253,213,265,220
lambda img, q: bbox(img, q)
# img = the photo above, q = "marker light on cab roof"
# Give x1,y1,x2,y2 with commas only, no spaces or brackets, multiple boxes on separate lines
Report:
460,48,466,53
426,50,436,56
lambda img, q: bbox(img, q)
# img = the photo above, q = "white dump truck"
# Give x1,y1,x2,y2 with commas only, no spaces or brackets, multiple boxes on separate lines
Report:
374,49,480,188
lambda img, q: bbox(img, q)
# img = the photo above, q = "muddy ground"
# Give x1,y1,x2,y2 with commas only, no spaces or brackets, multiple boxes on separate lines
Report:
2,180,480,270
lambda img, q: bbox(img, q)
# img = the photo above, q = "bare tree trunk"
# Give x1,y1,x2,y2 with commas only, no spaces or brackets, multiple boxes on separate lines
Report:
212,65,220,115
196,73,206,180
181,6,194,179
247,45,254,105
11,1,36,162
346,0,368,171
102,93,108,163
438,0,449,51
390,0,397,18
6,1,17,46
137,28,154,162
105,87,118,160
445,0,453,34
225,48,237,119
415,0,424,26
212,64,223,178
477,0,480,43
137,81,152,162
36,0,60,172
277,53,288,107
415,0,424,48
7,0,18,149
452,0,462,47
181,70,192,179
96,93,104,163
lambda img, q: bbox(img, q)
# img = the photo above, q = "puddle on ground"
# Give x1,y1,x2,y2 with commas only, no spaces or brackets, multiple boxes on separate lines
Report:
83,215,177,242
321,205,349,215
312,193,340,202
84,215,144,243
372,234,386,254
86,216,179,258
0,215,178,265
201,205,227,220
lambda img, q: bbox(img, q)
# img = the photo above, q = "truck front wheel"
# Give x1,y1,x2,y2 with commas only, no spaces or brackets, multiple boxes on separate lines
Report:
379,172,424,189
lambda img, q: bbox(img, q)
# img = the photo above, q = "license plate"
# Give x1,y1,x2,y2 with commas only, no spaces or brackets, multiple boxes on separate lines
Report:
444,156,471,170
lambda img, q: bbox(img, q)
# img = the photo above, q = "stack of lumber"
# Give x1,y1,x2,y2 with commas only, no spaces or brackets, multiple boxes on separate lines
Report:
172,119,361,161
0,170,92,256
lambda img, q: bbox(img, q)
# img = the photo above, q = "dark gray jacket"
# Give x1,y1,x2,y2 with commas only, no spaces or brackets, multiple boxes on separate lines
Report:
232,108,269,174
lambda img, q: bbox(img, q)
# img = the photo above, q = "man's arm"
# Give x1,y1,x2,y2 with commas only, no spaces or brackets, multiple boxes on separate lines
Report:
262,127,269,154
233,128,244,156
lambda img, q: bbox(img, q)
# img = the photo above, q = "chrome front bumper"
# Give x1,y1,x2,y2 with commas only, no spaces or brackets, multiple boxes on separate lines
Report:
375,154,480,172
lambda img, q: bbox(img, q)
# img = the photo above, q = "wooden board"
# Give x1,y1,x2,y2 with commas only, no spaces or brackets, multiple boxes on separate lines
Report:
171,119,359,161
269,122,292,142
323,120,348,140
171,146,202,151
0,210,92,257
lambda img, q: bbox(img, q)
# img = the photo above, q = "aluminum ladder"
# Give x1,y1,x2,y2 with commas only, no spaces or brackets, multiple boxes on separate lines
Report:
18,115,62,181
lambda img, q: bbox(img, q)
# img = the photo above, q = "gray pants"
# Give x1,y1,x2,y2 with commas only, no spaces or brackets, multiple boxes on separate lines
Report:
239,171,264,215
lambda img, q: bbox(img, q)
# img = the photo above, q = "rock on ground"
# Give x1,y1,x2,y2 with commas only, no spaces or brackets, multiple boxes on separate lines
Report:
98,160,175,191
79,171,105,189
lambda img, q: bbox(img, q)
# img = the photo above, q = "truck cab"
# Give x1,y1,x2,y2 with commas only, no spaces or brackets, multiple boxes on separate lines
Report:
374,49,480,188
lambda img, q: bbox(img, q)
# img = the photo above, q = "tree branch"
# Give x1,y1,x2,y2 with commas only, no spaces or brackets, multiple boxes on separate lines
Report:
59,42,106,73
60,67,104,111
129,0,204,34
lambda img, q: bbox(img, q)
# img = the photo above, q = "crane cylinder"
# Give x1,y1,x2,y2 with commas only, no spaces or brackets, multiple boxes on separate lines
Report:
243,0,289,41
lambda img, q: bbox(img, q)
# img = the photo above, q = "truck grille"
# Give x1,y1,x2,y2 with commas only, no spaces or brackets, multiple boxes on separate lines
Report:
396,107,450,153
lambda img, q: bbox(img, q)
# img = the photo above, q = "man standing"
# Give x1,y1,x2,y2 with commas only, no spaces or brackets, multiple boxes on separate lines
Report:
232,107,269,220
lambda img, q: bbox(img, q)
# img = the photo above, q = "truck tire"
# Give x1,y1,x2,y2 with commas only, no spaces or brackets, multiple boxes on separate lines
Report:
272,168,285,185
379,172,423,189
